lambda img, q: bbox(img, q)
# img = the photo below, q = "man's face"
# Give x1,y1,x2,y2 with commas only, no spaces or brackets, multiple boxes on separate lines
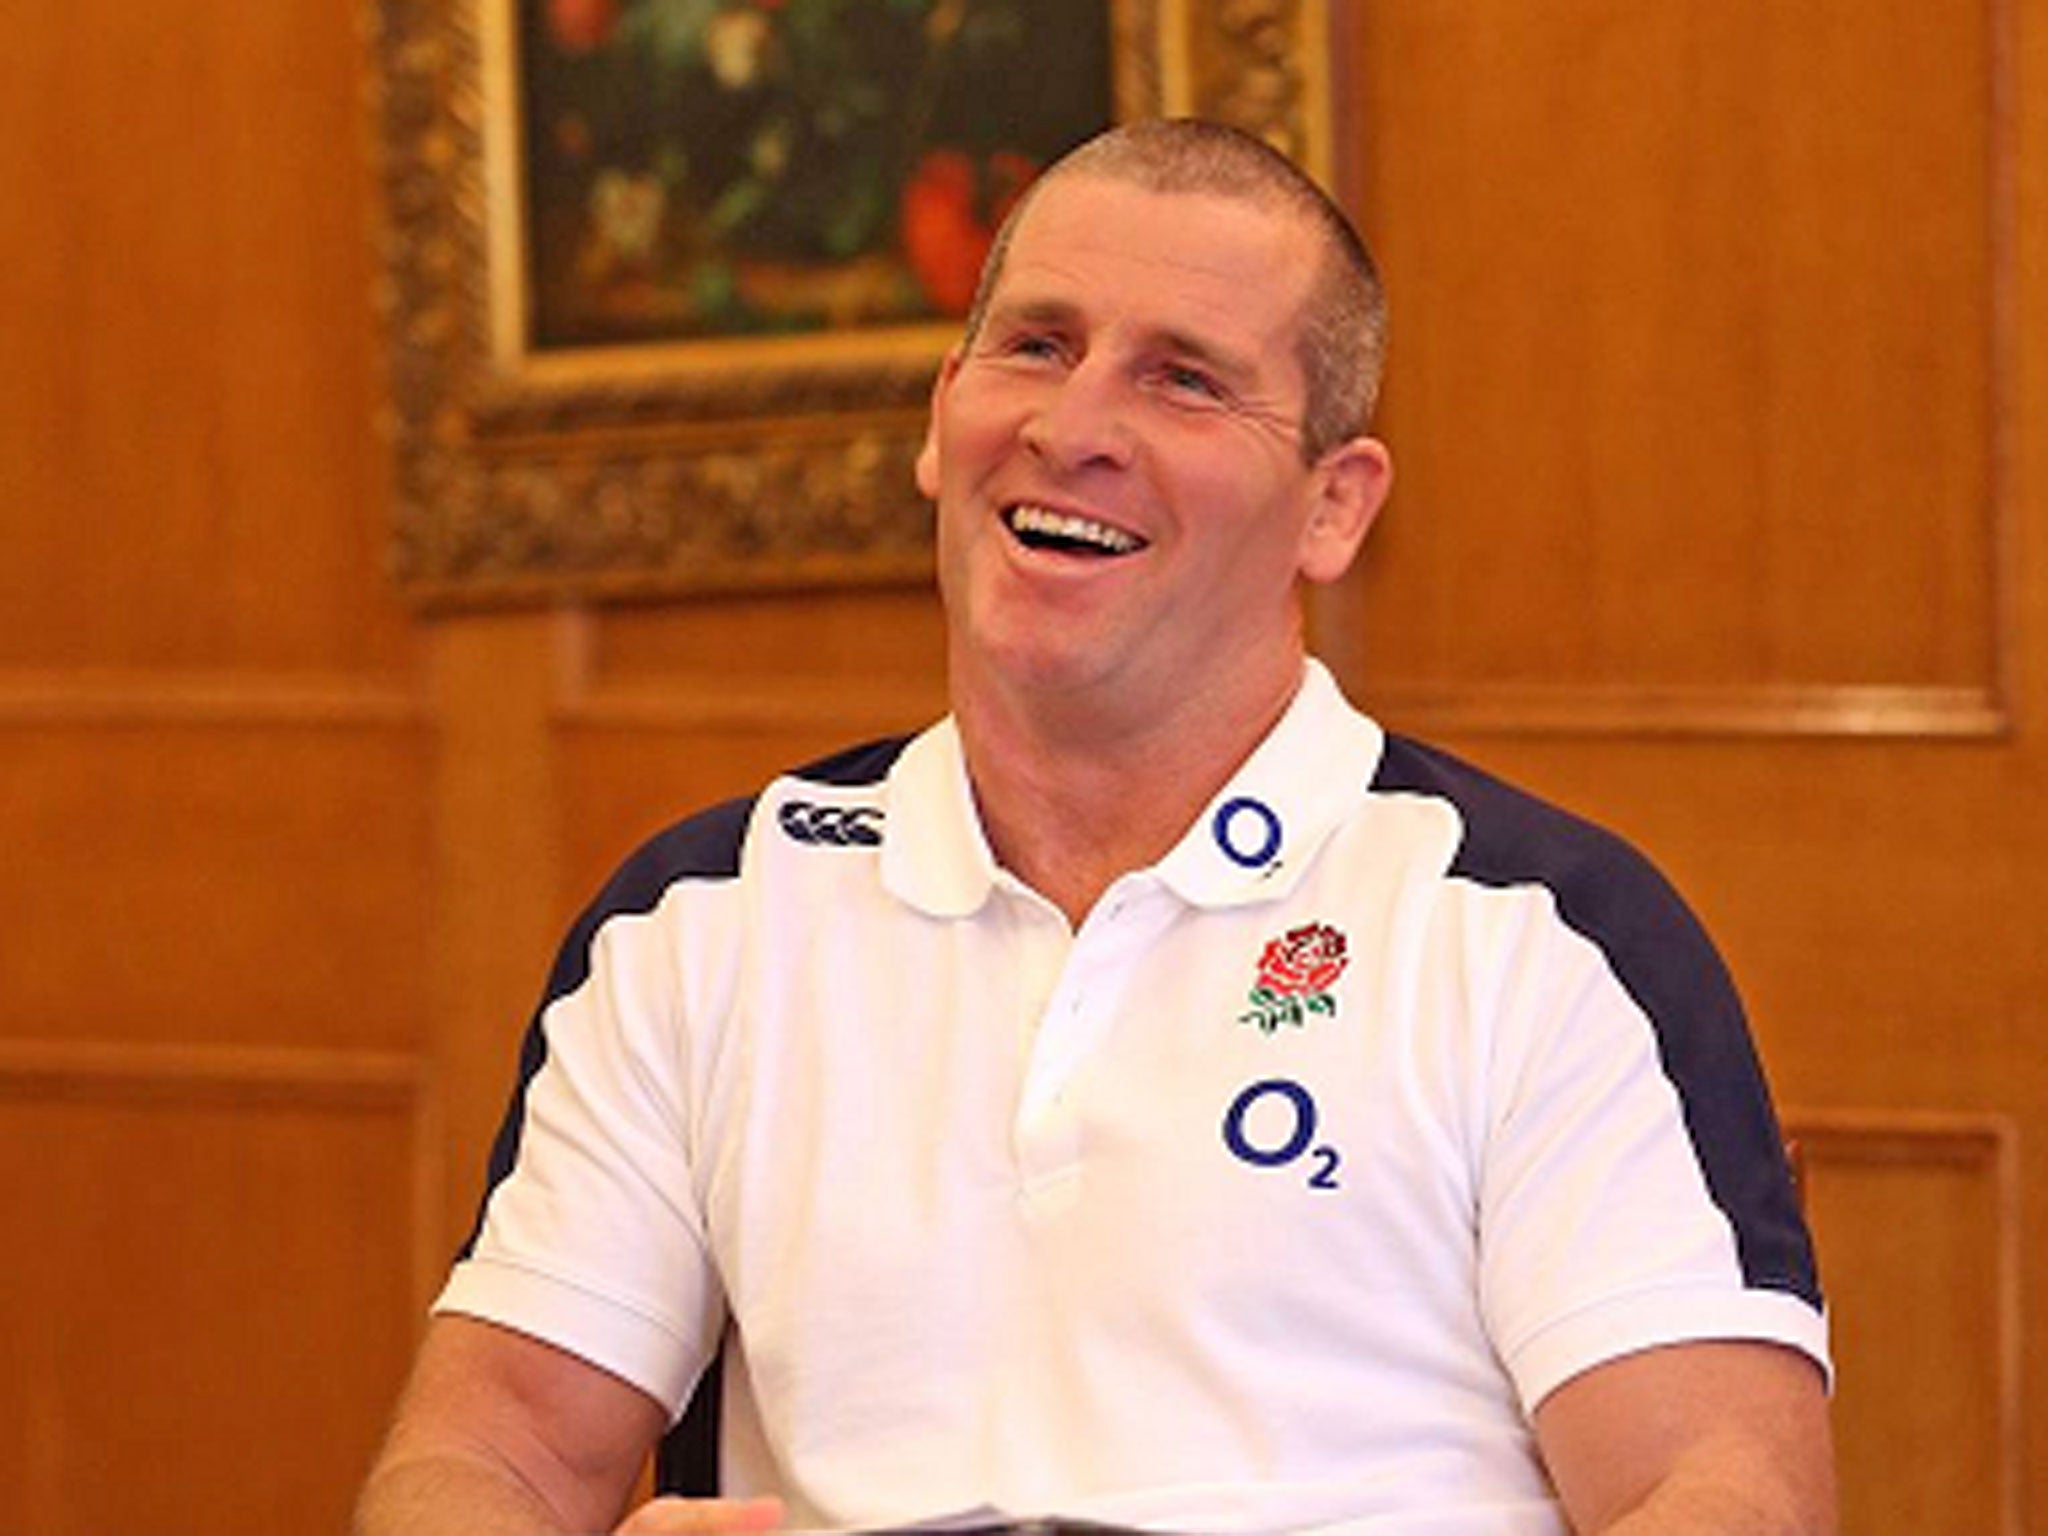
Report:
917,173,1379,717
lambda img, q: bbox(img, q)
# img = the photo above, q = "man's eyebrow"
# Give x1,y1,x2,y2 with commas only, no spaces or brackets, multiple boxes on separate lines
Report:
980,297,1263,389
1149,325,1256,384
983,296,1082,331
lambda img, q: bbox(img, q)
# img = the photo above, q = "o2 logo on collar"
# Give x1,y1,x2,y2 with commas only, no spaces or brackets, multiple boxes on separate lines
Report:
1222,1077,1341,1190
1212,795,1283,871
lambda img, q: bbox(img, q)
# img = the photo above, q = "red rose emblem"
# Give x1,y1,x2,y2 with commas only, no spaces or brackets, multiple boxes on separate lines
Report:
1255,923,1349,997
1240,921,1349,1032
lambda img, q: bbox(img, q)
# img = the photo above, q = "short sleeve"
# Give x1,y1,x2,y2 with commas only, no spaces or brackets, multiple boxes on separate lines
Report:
436,857,735,1418
1469,880,1828,1411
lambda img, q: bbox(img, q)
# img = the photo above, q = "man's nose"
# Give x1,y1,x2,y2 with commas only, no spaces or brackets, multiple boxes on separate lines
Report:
1019,357,1136,471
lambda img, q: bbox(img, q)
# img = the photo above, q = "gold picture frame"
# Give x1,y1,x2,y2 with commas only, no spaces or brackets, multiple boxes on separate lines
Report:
367,0,1332,607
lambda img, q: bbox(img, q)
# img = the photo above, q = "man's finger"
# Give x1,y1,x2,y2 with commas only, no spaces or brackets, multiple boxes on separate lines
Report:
614,1494,785,1535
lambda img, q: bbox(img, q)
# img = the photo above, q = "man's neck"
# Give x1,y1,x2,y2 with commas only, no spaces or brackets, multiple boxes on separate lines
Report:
953,655,1307,929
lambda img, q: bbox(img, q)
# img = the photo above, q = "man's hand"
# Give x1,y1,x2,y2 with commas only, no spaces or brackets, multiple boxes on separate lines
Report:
615,1495,785,1534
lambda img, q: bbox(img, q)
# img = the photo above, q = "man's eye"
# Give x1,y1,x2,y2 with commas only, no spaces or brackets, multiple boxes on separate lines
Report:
1003,333,1065,362
1155,363,1227,403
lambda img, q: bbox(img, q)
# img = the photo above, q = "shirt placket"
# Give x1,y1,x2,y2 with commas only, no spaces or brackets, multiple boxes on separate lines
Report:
1009,876,1174,1215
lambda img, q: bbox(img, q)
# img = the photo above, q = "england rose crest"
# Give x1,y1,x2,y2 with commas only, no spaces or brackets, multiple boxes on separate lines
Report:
1238,921,1350,1033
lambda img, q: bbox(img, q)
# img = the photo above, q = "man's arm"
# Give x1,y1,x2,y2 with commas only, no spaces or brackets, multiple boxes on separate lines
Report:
1533,1339,1835,1534
355,1314,777,1536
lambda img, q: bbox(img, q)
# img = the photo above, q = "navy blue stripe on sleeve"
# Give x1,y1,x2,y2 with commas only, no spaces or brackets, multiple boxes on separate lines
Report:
458,793,758,1259
1372,735,1822,1312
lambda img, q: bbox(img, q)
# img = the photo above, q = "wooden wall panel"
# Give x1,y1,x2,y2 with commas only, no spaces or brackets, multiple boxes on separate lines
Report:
0,715,433,1052
1338,0,2008,735
427,615,578,1237
0,0,408,677
3,2,439,1532
581,592,950,715
1789,1114,2022,1535
0,1046,435,1536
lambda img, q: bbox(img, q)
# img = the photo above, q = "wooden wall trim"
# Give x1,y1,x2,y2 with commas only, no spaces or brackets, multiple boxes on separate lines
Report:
1986,0,2023,746
0,1038,422,1098
0,1039,447,1317
0,671,427,728
1782,1107,2024,1536
1355,680,2010,741
1784,1106,2019,1167
0,667,2002,742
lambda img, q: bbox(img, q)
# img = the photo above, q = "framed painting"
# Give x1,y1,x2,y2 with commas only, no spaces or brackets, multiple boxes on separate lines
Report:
367,0,1333,606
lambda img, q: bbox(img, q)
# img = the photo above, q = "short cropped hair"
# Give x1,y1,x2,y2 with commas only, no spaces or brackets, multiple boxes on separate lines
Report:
961,118,1388,462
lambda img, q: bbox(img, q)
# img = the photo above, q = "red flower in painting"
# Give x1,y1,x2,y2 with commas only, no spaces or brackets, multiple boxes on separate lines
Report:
1255,923,1350,997
547,0,619,55
900,148,1038,315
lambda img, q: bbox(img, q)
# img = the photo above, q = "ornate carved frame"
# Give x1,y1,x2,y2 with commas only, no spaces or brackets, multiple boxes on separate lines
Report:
366,0,1333,607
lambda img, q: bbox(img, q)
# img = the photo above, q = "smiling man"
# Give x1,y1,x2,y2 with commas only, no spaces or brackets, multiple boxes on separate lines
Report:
916,141,1390,930
357,121,1834,1536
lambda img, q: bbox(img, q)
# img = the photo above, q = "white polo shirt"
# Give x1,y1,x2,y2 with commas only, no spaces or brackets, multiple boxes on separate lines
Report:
439,661,1827,1534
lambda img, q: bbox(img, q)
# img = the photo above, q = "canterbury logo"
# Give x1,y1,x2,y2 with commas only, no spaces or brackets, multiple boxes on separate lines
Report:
777,800,885,848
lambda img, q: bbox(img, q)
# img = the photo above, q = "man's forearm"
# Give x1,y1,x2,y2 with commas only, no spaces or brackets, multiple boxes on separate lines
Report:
356,1315,675,1535
354,1443,594,1536
1592,1431,1835,1536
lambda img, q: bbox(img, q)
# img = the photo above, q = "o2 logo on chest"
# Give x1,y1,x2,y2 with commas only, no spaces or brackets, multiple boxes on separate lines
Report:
1221,1077,1341,1190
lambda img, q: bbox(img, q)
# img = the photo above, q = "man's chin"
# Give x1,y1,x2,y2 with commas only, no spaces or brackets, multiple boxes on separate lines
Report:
956,623,1131,702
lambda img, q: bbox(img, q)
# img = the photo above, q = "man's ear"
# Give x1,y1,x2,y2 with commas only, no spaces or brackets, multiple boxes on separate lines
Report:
915,351,963,500
1298,436,1393,584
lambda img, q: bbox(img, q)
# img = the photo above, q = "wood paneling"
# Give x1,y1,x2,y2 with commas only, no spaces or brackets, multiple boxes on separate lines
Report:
426,615,575,1240
2,1,438,1531
0,0,408,676
1339,0,2010,735
0,1044,436,1536
0,712,432,1051
1789,1113,2023,1534
578,590,950,713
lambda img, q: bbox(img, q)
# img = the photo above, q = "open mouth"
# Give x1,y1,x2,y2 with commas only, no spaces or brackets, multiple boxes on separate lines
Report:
1003,503,1148,558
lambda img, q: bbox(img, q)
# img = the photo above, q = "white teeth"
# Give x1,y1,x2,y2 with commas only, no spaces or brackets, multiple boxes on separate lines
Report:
1007,504,1144,554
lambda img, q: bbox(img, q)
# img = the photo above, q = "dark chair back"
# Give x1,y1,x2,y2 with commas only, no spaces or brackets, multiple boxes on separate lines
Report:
653,1352,723,1495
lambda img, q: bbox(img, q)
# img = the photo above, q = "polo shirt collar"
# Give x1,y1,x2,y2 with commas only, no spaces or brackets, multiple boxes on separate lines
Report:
881,716,1001,918
1153,658,1384,909
880,659,1385,918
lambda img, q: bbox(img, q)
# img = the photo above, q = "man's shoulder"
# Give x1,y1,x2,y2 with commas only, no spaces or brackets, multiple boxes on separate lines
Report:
786,735,918,789
1367,733,1709,959
607,734,917,897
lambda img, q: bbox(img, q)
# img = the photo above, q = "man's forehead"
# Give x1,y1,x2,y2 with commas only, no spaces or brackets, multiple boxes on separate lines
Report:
1005,171,1305,257
986,173,1317,329
978,191,1314,407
